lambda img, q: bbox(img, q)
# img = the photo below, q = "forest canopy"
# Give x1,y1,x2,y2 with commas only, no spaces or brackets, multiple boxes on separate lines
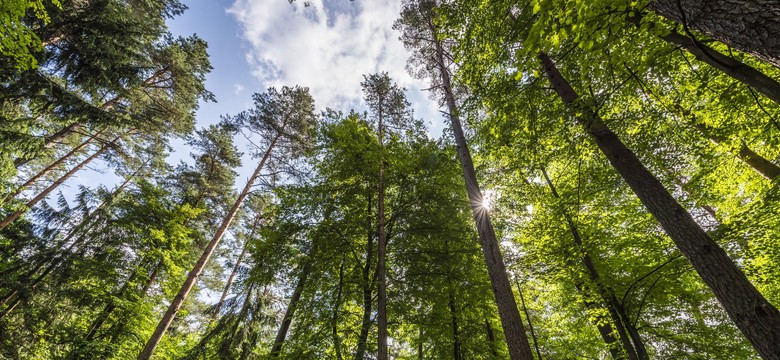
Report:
1,0,780,359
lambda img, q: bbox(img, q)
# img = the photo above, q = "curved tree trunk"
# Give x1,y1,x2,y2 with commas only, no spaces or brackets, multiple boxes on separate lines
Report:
539,52,780,360
649,0,780,69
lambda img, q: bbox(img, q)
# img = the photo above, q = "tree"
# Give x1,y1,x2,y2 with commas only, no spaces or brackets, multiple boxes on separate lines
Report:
396,2,536,359
137,86,316,360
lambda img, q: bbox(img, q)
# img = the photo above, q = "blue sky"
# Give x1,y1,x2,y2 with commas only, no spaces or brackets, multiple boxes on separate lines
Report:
165,0,446,180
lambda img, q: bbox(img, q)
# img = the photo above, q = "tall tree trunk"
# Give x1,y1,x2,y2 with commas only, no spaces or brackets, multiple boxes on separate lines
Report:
539,52,780,360
648,0,780,69
515,280,543,360
4,131,102,205
447,290,463,360
332,257,345,360
0,135,119,231
213,215,262,320
355,195,375,360
376,98,389,360
540,168,643,359
418,326,424,360
270,258,311,356
428,14,534,360
137,134,280,360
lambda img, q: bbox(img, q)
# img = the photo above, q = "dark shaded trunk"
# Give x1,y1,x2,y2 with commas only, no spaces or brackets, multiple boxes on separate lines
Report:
648,0,780,69
485,319,499,357
692,123,780,180
332,257,345,360
540,168,641,360
540,52,780,360
428,13,534,360
0,135,119,231
377,101,388,360
448,291,462,360
137,135,280,360
515,280,543,360
629,14,780,105
355,194,375,360
270,259,311,356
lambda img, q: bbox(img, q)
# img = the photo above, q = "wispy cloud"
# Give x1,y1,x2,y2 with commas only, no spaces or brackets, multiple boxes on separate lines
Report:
227,0,445,136
233,83,245,95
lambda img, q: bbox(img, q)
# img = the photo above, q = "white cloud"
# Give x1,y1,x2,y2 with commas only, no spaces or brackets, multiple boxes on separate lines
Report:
227,0,445,136
233,83,245,94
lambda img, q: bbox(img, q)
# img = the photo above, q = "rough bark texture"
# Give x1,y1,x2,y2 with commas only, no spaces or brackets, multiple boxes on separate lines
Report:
649,0,780,68
655,26,780,105
540,52,780,360
137,135,279,360
270,260,310,356
0,136,119,231
429,14,534,360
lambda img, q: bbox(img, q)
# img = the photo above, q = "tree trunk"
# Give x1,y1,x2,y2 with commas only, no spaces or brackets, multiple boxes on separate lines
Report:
0,135,119,231
539,52,780,360
332,257,345,360
355,195,375,360
540,168,642,359
515,280,543,360
693,123,780,180
428,15,534,360
485,319,499,357
447,291,462,360
213,215,261,320
270,258,311,356
648,0,780,69
629,14,780,105
5,131,102,205
136,134,279,360
376,98,389,360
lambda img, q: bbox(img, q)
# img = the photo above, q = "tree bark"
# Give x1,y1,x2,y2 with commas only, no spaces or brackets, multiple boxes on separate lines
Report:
355,194,375,360
540,168,642,360
270,258,311,356
136,134,279,360
629,14,780,105
332,257,345,360
648,0,780,69
428,14,535,360
539,51,780,360
693,123,780,180
376,97,389,360
515,280,543,360
485,319,499,357
0,135,120,231
447,291,463,360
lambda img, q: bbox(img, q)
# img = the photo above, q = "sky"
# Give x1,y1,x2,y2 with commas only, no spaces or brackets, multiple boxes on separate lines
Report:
166,0,446,175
